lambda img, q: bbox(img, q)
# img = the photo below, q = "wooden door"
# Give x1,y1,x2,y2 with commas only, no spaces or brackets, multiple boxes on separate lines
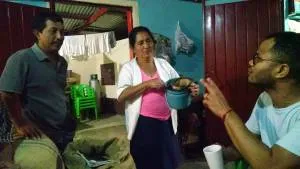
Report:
204,0,283,145
0,1,48,73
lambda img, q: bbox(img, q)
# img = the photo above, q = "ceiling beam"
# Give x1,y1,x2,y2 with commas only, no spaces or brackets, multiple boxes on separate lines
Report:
59,12,88,20
73,7,108,33
54,0,130,10
87,8,108,25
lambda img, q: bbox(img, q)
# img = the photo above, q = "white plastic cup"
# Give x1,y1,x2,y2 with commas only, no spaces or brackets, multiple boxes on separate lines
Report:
203,144,224,169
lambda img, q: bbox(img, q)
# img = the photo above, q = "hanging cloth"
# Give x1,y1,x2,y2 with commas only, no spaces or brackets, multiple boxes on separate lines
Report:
85,31,116,56
59,35,86,61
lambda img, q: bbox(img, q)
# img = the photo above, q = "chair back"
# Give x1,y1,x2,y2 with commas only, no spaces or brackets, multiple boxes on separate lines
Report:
71,84,95,99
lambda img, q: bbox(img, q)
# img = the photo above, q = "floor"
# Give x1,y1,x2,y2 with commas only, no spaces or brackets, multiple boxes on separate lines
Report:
77,113,211,169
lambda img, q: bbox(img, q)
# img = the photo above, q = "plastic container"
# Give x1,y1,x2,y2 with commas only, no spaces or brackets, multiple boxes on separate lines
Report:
89,74,101,112
165,78,192,110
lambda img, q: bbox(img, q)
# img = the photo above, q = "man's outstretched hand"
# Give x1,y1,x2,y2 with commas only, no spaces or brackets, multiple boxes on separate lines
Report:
200,78,232,119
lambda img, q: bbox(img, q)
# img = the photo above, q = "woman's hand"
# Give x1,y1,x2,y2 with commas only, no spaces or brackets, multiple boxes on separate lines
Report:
200,77,231,119
145,78,164,89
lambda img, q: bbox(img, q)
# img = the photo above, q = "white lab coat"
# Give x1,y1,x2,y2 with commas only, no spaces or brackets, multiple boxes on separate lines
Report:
117,57,179,140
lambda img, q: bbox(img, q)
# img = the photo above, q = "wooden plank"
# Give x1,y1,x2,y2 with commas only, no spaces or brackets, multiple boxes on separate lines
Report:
205,6,216,79
214,5,230,143
204,6,219,144
8,4,25,53
269,0,282,33
0,2,10,73
214,5,226,88
246,0,261,117
206,0,247,6
246,0,258,61
235,2,248,121
257,0,270,41
22,6,36,48
224,4,237,113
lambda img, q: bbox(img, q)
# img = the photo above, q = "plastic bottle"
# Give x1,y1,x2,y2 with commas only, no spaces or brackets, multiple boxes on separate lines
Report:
89,74,101,113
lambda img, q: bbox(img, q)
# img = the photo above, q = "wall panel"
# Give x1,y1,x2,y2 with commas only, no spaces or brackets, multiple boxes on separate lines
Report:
0,1,48,73
204,0,283,145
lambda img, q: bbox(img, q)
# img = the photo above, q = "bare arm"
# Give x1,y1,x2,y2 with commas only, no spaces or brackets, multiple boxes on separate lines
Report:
118,82,149,103
118,78,164,103
223,135,261,162
224,111,300,169
201,78,300,169
0,91,41,138
223,145,242,162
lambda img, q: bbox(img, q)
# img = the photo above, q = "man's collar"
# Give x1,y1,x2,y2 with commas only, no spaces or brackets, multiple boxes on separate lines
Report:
31,43,49,61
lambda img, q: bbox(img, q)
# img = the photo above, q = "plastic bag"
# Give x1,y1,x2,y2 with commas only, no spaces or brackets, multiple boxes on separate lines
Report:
175,21,194,54
153,33,172,62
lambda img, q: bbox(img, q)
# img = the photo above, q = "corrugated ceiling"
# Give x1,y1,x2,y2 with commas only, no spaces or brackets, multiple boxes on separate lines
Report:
55,1,129,40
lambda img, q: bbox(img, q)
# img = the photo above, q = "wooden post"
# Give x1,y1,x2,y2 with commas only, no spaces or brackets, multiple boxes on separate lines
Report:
49,0,55,13
126,9,134,59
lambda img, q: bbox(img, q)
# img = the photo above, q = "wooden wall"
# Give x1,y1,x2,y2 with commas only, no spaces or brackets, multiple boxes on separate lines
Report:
0,1,47,73
204,0,283,145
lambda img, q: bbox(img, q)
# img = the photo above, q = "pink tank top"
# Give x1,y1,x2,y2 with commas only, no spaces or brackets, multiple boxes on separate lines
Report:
140,69,171,120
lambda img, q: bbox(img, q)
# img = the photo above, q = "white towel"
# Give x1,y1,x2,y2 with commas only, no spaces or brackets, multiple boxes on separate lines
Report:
85,32,116,56
59,35,86,61
59,32,117,60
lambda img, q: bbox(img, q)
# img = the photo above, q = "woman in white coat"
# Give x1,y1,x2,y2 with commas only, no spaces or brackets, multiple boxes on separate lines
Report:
117,26,199,169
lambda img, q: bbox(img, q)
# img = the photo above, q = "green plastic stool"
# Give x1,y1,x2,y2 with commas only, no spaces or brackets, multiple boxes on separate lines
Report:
234,159,249,169
71,84,99,120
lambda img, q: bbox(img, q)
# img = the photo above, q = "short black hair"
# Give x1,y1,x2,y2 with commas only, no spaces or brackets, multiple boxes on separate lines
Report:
32,12,63,32
267,32,300,83
128,26,156,48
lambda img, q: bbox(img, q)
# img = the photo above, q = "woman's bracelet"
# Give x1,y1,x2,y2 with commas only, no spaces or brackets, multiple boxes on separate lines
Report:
221,108,232,121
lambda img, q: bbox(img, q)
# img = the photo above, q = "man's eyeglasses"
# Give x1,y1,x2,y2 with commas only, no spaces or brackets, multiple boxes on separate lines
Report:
252,54,281,65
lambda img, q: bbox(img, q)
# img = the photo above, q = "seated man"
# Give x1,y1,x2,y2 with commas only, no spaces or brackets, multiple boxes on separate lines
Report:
201,32,300,169
0,12,76,168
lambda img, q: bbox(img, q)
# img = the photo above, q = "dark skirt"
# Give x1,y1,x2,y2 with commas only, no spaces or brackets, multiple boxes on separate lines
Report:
130,115,183,169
